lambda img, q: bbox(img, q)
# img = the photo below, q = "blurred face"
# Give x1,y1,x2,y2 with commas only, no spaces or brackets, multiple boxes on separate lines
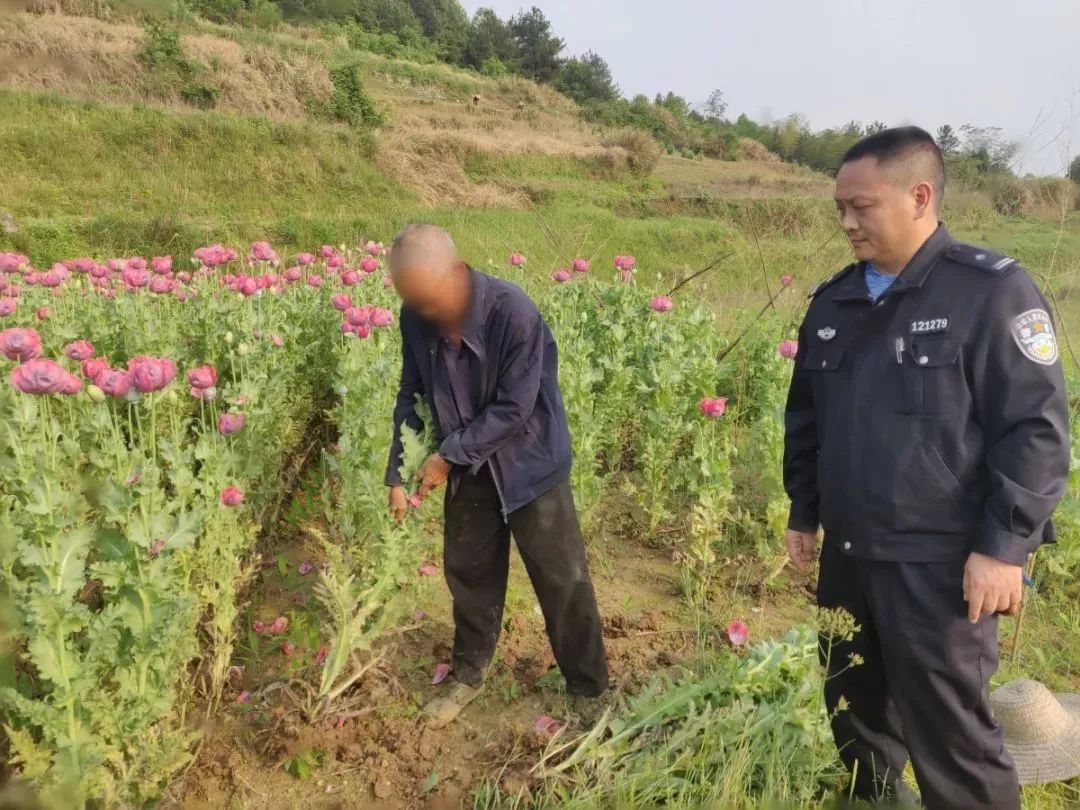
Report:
390,257,470,327
834,156,934,270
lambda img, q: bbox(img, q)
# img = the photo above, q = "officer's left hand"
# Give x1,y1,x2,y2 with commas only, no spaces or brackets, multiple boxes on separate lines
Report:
963,552,1023,623
417,452,452,497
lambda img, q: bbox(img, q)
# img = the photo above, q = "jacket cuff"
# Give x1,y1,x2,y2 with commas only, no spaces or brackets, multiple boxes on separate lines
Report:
973,524,1033,566
787,504,819,534
438,432,467,466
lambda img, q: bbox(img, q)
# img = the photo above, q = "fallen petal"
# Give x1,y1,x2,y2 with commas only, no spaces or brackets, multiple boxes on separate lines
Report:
252,621,266,634
418,563,439,577
237,691,252,704
281,642,296,656
432,663,451,685
298,562,314,575
268,616,289,634
535,715,560,734
413,609,427,622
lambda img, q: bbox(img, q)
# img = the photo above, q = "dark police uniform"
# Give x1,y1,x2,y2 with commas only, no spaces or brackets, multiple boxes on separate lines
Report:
783,224,1070,809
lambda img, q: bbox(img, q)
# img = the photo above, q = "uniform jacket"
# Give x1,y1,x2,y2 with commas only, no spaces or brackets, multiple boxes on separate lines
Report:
385,268,572,517
783,225,1070,564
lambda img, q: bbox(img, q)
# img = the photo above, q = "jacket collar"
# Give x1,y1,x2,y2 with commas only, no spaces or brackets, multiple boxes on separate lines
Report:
419,266,487,358
830,223,953,303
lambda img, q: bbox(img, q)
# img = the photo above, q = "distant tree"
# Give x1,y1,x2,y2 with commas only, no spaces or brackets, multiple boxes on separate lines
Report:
960,124,1018,173
936,124,960,156
866,120,887,135
840,120,863,138
555,51,619,105
463,7,516,69
702,89,727,122
407,0,469,61
656,92,691,118
1069,155,1080,184
509,6,564,82
355,0,422,37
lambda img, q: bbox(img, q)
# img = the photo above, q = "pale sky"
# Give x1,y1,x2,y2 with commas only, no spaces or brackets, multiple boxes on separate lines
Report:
462,0,1080,175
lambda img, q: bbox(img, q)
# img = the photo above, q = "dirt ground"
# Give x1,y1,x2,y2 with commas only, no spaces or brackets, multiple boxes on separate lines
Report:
164,490,816,810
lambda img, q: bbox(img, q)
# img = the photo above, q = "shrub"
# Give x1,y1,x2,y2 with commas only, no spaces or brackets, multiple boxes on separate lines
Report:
990,176,1034,217
180,83,220,109
479,56,508,77
136,21,190,75
325,64,384,128
604,129,662,175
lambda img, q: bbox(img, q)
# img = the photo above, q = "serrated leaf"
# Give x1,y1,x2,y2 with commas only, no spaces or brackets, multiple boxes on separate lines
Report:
3,724,53,780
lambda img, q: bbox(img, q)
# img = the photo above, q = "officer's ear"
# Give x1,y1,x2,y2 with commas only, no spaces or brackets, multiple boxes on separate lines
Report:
912,180,935,220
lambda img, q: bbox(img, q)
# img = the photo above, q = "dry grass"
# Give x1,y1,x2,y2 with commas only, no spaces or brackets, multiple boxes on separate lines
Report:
0,13,333,118
655,154,833,200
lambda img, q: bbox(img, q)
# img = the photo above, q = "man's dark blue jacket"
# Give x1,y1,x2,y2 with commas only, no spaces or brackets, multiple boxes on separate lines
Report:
385,268,572,517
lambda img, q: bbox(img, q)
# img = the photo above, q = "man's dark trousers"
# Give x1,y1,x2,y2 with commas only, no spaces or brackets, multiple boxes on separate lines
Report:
443,466,609,696
817,543,1020,810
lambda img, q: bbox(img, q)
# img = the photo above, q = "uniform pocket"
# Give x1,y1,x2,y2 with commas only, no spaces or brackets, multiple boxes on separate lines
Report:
803,343,845,372
898,337,963,415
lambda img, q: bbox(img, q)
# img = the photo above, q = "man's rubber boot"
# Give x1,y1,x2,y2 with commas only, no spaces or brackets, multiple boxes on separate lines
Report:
423,681,483,729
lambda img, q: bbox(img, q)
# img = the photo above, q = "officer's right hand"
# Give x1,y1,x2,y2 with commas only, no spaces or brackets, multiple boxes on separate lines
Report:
786,529,818,568
388,485,408,522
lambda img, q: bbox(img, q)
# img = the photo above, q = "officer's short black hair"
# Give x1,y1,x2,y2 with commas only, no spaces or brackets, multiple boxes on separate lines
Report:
842,126,946,204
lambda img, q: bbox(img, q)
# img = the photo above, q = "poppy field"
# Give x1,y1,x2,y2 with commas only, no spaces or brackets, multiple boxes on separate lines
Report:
0,242,814,807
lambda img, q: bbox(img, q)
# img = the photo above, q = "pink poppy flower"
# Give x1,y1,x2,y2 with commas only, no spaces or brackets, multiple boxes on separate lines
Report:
360,257,379,273
35,307,50,321
320,245,336,258
777,340,799,360
432,663,451,685
59,373,82,395
0,327,42,362
148,539,167,558
780,274,793,288
364,240,385,256
614,255,637,270
177,271,192,283
236,691,252,704
509,253,526,267
64,340,95,361
81,357,108,381
95,368,133,398
268,616,288,634
572,258,590,273
187,365,217,389
252,620,266,633
383,276,393,288
151,256,173,274
307,275,323,288
0,298,16,317
346,306,371,326
284,267,302,282
299,562,313,575
127,356,177,393
409,493,423,509
418,563,439,577
122,268,150,289
355,323,371,339
249,241,278,264
699,397,728,419
90,264,108,279
126,257,148,271
218,413,245,435
335,270,356,286
727,620,749,646
149,277,176,295
220,486,244,506
326,255,344,269
107,258,126,272
281,642,296,656
648,295,674,313
371,308,393,328
238,277,258,297
297,253,316,266
11,359,73,395
535,715,562,735
552,269,572,283
190,386,216,401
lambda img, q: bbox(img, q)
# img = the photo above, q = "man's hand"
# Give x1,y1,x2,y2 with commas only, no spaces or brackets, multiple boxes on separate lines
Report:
389,486,409,522
416,453,452,497
786,529,818,568
963,552,1023,623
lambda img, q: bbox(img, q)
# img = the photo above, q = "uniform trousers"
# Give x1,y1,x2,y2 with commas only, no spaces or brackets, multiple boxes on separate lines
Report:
817,542,1020,810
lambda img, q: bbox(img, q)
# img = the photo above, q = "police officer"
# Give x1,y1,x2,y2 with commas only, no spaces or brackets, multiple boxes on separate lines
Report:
783,126,1070,809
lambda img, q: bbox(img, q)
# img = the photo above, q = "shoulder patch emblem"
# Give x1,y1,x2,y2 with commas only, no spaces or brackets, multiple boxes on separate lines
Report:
1011,309,1058,365
817,327,837,342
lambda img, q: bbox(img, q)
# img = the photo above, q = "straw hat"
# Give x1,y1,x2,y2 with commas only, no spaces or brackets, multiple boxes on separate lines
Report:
991,679,1080,784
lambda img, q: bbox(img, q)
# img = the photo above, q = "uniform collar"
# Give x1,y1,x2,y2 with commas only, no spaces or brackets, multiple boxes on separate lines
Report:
828,223,953,303
459,266,486,355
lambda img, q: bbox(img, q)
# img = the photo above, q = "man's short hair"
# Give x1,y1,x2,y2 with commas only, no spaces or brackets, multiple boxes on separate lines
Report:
842,126,946,202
